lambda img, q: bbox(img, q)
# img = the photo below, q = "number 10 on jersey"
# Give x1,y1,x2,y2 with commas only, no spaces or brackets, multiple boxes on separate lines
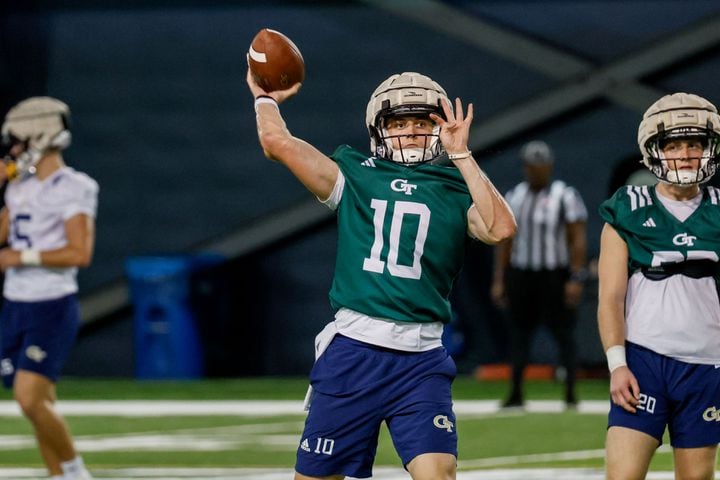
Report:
362,199,430,280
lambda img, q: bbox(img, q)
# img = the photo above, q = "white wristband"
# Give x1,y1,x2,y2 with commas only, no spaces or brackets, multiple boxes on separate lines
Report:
447,150,472,160
20,249,41,266
254,95,278,113
606,345,627,373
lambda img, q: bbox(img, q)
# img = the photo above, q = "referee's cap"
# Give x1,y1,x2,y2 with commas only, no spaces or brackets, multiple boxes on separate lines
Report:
520,140,554,165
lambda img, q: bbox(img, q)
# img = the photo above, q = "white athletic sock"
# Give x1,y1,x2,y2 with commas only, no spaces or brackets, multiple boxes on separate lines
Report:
60,456,92,479
50,476,64,480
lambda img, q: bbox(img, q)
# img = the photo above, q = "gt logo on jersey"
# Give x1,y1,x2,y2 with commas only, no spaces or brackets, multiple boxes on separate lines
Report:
391,179,418,196
433,414,454,432
673,233,697,246
702,406,720,422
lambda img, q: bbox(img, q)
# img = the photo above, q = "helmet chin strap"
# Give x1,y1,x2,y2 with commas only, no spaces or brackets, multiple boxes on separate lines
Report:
664,170,702,186
6,130,70,181
382,130,441,164
392,147,426,163
12,149,41,179
654,150,712,186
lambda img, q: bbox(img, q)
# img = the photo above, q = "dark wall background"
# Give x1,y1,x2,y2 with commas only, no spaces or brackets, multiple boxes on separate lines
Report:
1,0,719,377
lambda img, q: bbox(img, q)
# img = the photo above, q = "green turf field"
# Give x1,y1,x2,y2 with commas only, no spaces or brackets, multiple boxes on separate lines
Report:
0,377,697,476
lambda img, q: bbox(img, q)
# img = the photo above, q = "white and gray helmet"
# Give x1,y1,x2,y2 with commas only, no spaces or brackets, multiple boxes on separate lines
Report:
1,96,72,179
365,72,449,164
637,92,720,186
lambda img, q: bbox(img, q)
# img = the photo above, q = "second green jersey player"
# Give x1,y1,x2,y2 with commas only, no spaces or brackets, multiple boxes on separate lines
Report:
598,92,720,480
600,183,720,362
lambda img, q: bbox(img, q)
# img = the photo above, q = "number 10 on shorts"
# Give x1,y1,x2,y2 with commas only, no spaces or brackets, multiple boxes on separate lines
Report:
313,437,335,455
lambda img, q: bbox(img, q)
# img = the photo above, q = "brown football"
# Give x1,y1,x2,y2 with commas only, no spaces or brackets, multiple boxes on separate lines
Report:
248,28,305,92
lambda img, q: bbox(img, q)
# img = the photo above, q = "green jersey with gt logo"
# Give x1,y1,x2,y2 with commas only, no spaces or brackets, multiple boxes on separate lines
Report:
599,184,720,363
324,145,473,325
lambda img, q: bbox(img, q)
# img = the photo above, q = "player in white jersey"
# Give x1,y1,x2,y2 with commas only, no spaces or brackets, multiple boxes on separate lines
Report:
597,92,720,480
0,97,98,480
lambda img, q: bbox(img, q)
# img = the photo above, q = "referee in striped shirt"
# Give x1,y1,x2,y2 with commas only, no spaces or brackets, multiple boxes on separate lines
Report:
491,140,588,408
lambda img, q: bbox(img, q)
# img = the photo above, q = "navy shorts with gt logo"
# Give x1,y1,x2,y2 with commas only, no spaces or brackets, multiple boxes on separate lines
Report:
0,295,80,388
296,334,458,479
608,342,720,448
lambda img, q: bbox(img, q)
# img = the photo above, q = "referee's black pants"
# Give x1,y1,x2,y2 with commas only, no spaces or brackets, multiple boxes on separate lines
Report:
505,267,577,403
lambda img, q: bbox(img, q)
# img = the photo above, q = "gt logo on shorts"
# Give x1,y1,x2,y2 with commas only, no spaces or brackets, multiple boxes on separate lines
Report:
433,414,454,432
702,406,720,422
0,358,13,376
25,345,47,363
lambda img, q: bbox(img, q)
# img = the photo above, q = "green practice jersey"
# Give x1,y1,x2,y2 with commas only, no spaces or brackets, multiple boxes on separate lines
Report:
599,184,720,363
327,145,473,324
599,185,720,272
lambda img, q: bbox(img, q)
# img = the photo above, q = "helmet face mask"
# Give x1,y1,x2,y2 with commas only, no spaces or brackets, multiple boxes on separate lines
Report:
1,96,72,180
650,130,715,185
366,72,449,164
0,132,25,159
378,113,440,164
638,93,720,187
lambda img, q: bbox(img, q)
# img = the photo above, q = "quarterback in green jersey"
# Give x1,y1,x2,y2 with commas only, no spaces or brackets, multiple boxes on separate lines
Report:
247,68,516,480
598,92,720,480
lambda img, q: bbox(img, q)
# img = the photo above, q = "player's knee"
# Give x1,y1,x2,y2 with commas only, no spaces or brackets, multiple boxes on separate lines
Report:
606,462,651,480
675,466,716,480
14,391,50,420
407,453,456,480
15,395,41,418
293,473,344,480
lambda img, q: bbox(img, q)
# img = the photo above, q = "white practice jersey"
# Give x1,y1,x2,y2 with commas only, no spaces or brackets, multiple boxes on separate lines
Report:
600,185,720,364
625,273,720,364
4,167,99,302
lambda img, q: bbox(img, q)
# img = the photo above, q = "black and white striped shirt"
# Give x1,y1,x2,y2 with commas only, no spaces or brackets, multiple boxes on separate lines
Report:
505,180,587,270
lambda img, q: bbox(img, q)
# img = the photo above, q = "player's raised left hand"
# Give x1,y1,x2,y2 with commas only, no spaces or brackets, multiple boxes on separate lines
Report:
430,97,473,159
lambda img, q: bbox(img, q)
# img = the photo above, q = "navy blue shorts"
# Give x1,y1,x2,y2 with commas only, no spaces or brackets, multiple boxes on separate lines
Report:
295,334,457,479
608,342,720,448
0,295,80,388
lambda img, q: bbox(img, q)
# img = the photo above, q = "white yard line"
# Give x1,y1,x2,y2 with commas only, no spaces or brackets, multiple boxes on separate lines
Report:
0,400,306,417
459,445,672,468
0,399,610,417
2,400,659,479
0,467,695,479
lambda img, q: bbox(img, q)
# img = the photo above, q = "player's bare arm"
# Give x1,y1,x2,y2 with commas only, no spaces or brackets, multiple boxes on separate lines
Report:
0,167,10,251
565,220,588,307
490,239,512,308
0,214,94,272
247,69,338,201
42,213,95,267
597,223,640,412
430,98,516,244
0,207,8,245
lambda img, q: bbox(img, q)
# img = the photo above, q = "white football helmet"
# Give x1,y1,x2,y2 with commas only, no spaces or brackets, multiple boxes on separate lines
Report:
366,72,449,164
637,92,720,186
1,96,72,179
